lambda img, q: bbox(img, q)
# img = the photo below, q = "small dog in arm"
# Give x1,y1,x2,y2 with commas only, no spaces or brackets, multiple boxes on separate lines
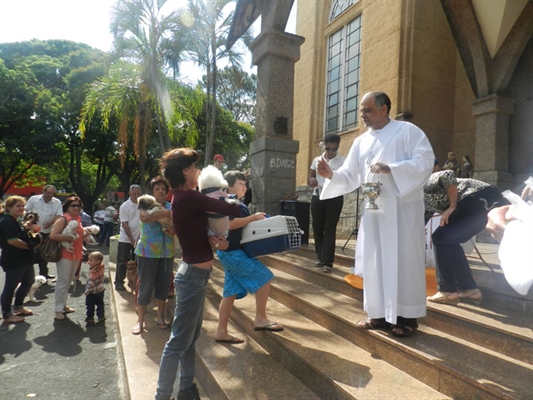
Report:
28,275,47,302
83,225,101,245
126,259,138,295
137,195,172,233
23,212,42,249
198,165,240,237
61,220,80,252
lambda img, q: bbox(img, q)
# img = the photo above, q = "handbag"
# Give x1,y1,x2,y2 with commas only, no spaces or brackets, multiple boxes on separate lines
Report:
40,217,67,262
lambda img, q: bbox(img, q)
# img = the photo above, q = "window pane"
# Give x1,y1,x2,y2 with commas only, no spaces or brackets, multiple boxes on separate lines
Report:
345,97,356,112
344,111,357,129
329,66,340,81
328,92,339,106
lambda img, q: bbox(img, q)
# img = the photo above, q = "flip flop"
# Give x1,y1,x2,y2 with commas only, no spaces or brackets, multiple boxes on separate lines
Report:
157,321,169,330
132,323,143,335
253,322,284,332
215,336,245,344
391,324,417,338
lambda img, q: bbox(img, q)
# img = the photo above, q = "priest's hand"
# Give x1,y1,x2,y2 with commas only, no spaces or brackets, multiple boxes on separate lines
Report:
317,157,333,179
370,163,391,174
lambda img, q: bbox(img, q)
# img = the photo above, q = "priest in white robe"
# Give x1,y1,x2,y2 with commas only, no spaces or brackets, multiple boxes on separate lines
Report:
317,91,435,337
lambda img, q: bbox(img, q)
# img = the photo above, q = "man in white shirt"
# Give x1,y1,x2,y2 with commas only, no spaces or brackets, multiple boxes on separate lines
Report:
318,91,435,337
25,185,63,279
115,185,142,291
308,133,346,273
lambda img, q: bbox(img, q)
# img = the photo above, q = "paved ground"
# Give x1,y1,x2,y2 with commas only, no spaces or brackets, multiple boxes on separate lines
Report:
0,244,128,400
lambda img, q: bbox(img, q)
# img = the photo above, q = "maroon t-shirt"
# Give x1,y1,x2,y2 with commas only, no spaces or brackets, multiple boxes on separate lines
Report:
172,189,240,264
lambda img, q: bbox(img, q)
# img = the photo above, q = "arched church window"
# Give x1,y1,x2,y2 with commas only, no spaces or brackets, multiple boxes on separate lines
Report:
330,0,359,22
325,14,362,134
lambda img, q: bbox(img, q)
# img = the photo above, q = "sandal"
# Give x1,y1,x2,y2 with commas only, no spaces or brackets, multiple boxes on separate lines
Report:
458,288,482,305
391,324,417,337
14,308,34,316
3,315,25,324
63,306,75,314
356,318,391,330
157,321,169,330
426,292,459,305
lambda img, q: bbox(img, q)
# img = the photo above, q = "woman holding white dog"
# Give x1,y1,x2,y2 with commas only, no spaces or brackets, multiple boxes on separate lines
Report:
49,196,85,320
133,176,175,335
155,148,240,400
0,196,36,323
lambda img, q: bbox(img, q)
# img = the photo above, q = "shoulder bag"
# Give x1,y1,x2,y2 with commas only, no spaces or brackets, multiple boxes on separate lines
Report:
40,217,67,262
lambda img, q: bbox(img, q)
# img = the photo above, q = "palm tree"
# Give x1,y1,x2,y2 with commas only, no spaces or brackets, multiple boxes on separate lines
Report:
79,61,203,190
110,0,185,152
184,0,254,165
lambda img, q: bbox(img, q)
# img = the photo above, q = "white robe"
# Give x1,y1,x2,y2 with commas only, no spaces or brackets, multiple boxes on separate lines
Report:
321,119,435,323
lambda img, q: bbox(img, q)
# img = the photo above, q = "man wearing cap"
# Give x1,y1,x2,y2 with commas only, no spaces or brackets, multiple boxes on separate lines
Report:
213,154,225,170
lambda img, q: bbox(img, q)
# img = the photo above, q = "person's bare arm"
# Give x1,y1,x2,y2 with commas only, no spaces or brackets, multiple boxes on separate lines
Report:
486,205,510,242
139,209,171,223
308,168,318,187
439,184,458,226
229,212,266,230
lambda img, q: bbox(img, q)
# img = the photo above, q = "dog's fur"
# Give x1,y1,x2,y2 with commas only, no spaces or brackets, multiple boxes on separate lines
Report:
28,275,47,302
198,165,240,237
126,260,138,294
61,219,80,252
137,195,172,233
23,212,42,248
83,224,100,245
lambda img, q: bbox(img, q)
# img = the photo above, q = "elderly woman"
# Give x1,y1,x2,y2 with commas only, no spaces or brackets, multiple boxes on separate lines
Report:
155,148,240,400
0,196,37,323
424,170,505,305
132,177,175,335
49,196,86,320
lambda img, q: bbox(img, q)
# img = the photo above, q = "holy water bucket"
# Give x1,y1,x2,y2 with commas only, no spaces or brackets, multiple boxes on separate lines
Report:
361,182,382,210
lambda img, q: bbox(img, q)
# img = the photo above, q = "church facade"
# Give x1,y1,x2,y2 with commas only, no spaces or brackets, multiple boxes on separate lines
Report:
293,0,532,195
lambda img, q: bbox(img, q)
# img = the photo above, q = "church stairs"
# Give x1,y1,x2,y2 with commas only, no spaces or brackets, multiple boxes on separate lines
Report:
194,245,532,399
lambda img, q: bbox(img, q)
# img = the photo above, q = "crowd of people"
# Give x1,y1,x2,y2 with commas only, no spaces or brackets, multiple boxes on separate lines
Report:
0,90,526,400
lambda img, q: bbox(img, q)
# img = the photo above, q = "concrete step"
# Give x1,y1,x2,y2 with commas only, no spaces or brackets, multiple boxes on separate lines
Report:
195,290,321,400
262,252,533,365
253,261,533,400
206,267,450,400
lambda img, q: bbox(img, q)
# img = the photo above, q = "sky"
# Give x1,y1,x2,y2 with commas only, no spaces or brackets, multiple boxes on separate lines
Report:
0,0,296,84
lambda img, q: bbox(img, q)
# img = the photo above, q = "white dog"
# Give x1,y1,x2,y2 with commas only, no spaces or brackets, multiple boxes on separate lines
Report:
198,165,240,237
83,224,100,245
61,220,80,252
28,275,47,302
137,195,172,233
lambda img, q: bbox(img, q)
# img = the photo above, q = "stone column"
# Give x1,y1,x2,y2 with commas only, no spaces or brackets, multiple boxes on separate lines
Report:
249,29,305,215
471,94,515,190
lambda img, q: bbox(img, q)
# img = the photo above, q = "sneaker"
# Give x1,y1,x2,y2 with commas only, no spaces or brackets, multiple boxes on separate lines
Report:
85,318,95,323
314,261,324,268
177,383,200,400
322,264,333,273
97,316,106,322
63,306,75,314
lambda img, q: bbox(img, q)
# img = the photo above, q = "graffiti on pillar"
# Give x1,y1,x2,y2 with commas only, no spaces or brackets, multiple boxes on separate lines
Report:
274,116,288,135
270,158,295,169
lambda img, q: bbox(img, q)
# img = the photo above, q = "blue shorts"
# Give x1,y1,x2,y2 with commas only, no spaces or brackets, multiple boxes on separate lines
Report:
217,249,274,299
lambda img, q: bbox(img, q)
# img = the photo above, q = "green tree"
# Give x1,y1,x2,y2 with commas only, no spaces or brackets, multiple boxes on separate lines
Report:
213,65,256,125
184,0,254,165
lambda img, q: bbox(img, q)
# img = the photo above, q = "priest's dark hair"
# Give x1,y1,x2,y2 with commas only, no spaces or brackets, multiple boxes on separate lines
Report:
374,92,391,114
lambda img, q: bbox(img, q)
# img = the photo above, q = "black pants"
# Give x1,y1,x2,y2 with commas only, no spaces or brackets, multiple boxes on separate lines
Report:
86,291,105,319
1,264,35,318
311,194,343,265
115,241,134,286
35,232,50,276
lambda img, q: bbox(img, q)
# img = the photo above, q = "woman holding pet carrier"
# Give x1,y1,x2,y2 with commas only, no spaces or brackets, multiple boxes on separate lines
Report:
49,196,85,320
155,148,240,400
0,196,37,323
132,176,175,335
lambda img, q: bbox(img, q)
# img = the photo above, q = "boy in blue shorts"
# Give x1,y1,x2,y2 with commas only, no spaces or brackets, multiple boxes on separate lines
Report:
215,171,284,344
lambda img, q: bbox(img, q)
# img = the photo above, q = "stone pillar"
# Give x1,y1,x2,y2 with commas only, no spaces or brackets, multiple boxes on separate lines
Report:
249,29,305,215
471,94,515,190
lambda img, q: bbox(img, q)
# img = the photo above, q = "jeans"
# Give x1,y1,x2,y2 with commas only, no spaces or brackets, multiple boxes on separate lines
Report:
1,264,34,318
115,241,134,286
155,261,211,400
432,188,498,292
86,291,105,319
311,194,344,265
